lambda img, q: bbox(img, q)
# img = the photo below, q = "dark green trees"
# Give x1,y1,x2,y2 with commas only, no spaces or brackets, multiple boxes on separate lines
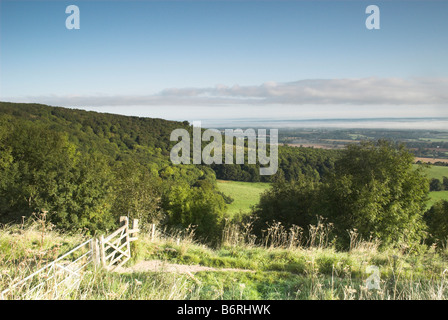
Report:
0,103,228,241
443,177,448,190
321,140,429,247
430,178,443,191
253,140,430,249
162,179,227,243
0,117,115,231
111,159,163,231
252,177,319,238
424,200,448,247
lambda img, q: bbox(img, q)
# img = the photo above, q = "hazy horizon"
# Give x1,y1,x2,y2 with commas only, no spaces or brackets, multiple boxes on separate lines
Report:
63,104,448,130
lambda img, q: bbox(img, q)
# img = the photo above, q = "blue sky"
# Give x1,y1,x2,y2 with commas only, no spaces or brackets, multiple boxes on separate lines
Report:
1,0,447,125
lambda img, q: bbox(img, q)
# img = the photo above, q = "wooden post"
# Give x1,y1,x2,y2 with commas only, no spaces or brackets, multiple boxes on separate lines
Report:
90,238,100,268
120,216,128,228
151,224,155,241
132,219,139,238
125,221,131,259
100,235,106,268
94,238,101,267
90,239,95,265
129,219,139,242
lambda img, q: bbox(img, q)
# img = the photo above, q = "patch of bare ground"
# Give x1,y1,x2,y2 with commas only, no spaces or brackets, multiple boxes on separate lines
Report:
114,260,255,274
287,143,340,149
415,157,448,164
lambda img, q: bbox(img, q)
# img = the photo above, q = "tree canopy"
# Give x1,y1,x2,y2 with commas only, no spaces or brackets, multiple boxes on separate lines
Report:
253,140,430,249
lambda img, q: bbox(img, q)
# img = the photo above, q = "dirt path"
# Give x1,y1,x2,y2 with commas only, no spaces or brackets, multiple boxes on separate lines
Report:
114,260,254,274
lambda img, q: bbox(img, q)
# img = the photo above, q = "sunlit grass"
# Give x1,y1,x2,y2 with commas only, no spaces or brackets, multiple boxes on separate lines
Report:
2,219,448,300
217,180,270,215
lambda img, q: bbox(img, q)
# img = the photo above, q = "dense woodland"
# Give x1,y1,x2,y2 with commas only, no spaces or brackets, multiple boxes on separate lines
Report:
1,102,447,249
0,102,224,240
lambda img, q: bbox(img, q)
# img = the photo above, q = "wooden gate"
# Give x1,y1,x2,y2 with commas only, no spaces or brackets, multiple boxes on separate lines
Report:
1,216,139,299
99,216,139,270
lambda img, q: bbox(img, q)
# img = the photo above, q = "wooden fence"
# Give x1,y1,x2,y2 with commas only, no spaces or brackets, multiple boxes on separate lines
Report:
1,216,139,300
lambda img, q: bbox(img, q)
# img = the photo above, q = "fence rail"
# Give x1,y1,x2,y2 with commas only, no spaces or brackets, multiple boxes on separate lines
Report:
1,216,139,300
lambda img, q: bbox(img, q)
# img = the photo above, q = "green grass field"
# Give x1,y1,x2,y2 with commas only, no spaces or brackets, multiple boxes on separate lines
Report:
415,165,448,207
428,191,448,208
415,164,448,180
217,180,270,215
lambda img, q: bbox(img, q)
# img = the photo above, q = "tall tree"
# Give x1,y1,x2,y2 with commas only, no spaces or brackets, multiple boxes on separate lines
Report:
111,159,163,231
321,140,429,248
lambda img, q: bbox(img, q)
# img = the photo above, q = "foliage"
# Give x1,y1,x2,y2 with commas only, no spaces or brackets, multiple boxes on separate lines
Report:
110,159,163,231
321,140,429,248
0,118,115,231
424,200,448,247
252,140,430,249
252,177,320,240
430,178,443,191
210,145,338,183
162,180,228,243
0,102,225,237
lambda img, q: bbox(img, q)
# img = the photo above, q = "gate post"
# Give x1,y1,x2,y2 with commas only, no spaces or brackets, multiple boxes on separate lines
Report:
151,223,155,241
90,238,101,268
100,235,106,268
120,216,128,228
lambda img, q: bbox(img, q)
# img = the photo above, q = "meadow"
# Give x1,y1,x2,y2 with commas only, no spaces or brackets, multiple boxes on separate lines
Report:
420,164,448,180
216,180,270,215
428,191,448,208
418,164,448,207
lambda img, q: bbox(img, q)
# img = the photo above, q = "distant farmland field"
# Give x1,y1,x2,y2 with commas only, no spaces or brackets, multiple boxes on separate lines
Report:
415,157,448,164
217,180,270,215
417,164,448,180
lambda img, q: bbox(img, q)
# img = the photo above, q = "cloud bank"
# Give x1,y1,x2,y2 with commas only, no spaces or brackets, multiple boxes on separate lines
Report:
5,77,448,107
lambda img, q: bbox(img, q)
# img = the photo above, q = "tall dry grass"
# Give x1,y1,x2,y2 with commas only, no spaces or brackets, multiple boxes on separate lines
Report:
2,216,448,300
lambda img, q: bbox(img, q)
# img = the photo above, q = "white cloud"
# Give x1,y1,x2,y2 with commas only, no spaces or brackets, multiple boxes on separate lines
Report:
4,77,448,107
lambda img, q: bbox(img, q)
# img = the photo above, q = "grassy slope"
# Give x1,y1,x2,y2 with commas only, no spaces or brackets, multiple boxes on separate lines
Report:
2,223,448,300
417,165,448,206
428,191,448,208
217,180,270,215
422,165,448,180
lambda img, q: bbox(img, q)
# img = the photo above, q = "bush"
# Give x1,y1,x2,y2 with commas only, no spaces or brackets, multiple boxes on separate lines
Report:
253,140,430,250
320,140,429,248
424,200,448,247
430,178,443,191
